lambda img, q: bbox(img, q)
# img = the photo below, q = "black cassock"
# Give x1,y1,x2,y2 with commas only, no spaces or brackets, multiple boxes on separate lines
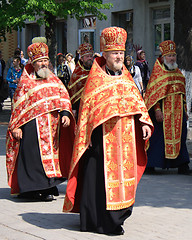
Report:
17,112,69,196
80,125,133,234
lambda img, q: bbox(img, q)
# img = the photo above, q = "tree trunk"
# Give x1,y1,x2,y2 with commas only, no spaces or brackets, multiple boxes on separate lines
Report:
174,0,192,71
44,11,57,71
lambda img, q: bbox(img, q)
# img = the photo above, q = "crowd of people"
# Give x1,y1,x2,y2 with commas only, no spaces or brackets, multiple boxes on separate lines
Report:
1,26,191,236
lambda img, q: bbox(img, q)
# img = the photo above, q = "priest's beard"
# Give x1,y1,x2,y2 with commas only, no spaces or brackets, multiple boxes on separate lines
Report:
37,67,50,79
164,57,178,70
111,62,123,72
83,59,93,70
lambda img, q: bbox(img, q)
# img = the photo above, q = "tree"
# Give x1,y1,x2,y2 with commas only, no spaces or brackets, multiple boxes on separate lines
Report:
174,0,192,111
0,0,112,66
174,0,192,71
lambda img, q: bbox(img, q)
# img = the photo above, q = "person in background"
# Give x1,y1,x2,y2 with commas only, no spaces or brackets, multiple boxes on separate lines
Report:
0,50,6,111
56,53,71,88
63,27,153,235
74,50,80,65
6,56,23,101
144,40,191,175
135,49,150,93
6,37,75,202
66,53,75,73
67,43,94,121
4,47,21,79
125,54,143,95
93,52,101,60
20,51,28,66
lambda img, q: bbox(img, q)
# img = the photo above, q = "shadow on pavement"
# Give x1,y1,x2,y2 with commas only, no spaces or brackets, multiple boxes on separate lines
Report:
0,182,67,202
136,171,192,209
19,212,80,231
0,188,12,200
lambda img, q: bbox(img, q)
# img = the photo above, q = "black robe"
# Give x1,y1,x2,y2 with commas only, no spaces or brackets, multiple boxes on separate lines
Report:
17,111,69,195
80,125,133,234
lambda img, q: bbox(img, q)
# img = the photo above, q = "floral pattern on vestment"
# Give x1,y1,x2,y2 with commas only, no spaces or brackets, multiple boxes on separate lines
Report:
144,58,186,158
63,57,153,212
67,61,90,104
6,63,75,194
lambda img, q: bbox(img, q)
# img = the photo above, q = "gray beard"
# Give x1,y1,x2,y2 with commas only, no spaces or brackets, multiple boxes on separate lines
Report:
112,62,123,72
37,68,50,78
164,57,178,70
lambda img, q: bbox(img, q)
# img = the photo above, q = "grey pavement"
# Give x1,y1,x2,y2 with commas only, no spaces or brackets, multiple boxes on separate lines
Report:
0,99,192,240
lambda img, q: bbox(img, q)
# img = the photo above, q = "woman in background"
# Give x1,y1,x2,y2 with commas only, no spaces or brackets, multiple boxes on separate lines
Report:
125,55,143,96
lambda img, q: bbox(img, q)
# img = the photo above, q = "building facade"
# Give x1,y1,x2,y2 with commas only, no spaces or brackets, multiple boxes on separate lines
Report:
17,0,174,70
66,0,174,69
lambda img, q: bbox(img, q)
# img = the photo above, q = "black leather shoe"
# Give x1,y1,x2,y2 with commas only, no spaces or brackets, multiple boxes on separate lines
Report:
33,192,54,201
51,186,59,196
144,167,162,175
42,194,54,201
178,169,192,175
112,226,124,235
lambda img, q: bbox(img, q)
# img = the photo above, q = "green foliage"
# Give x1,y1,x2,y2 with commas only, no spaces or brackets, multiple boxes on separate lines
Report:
0,0,113,41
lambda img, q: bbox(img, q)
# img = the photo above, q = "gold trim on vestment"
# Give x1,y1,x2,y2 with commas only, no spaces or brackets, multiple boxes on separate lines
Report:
68,75,88,90
144,58,186,159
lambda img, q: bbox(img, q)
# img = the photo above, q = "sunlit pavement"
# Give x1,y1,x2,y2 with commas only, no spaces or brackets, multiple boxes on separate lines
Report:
0,99,192,240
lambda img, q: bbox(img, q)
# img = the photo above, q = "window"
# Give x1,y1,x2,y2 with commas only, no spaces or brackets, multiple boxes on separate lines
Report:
26,24,40,48
56,21,67,54
112,11,133,55
78,17,96,49
153,8,171,53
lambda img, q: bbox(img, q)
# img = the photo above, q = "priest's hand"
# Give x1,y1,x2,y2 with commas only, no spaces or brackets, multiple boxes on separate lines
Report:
12,128,22,140
142,125,152,140
62,116,70,127
155,110,164,122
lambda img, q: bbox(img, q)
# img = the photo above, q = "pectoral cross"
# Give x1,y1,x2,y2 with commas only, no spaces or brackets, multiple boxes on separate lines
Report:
172,85,176,92
120,96,127,112
44,98,50,111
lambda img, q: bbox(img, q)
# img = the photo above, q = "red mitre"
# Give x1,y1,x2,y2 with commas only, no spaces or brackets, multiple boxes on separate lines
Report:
79,43,93,57
159,40,176,56
27,37,49,63
100,26,127,52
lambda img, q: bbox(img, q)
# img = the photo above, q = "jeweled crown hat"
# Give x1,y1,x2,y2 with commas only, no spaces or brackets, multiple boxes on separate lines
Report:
159,40,176,56
27,37,49,63
79,43,93,57
100,27,127,52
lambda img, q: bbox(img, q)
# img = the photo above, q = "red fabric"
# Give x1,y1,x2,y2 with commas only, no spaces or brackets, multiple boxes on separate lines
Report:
6,63,75,194
63,56,153,212
67,61,90,104
144,58,186,158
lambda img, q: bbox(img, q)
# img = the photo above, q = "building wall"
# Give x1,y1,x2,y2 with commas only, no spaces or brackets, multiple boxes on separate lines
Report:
0,31,18,62
18,0,174,70
66,0,174,70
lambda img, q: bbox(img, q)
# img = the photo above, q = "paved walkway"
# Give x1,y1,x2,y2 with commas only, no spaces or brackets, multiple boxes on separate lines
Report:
0,99,192,240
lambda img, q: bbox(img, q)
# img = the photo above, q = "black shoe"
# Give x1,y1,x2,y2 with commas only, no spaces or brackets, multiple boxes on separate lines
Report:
18,191,54,201
18,192,34,199
144,167,160,175
112,226,124,235
50,186,59,196
32,192,54,201
178,169,192,175
41,194,54,201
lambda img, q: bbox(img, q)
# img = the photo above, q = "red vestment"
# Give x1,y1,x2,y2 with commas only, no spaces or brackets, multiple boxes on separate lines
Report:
67,60,90,104
144,58,186,158
6,64,75,194
63,57,153,212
